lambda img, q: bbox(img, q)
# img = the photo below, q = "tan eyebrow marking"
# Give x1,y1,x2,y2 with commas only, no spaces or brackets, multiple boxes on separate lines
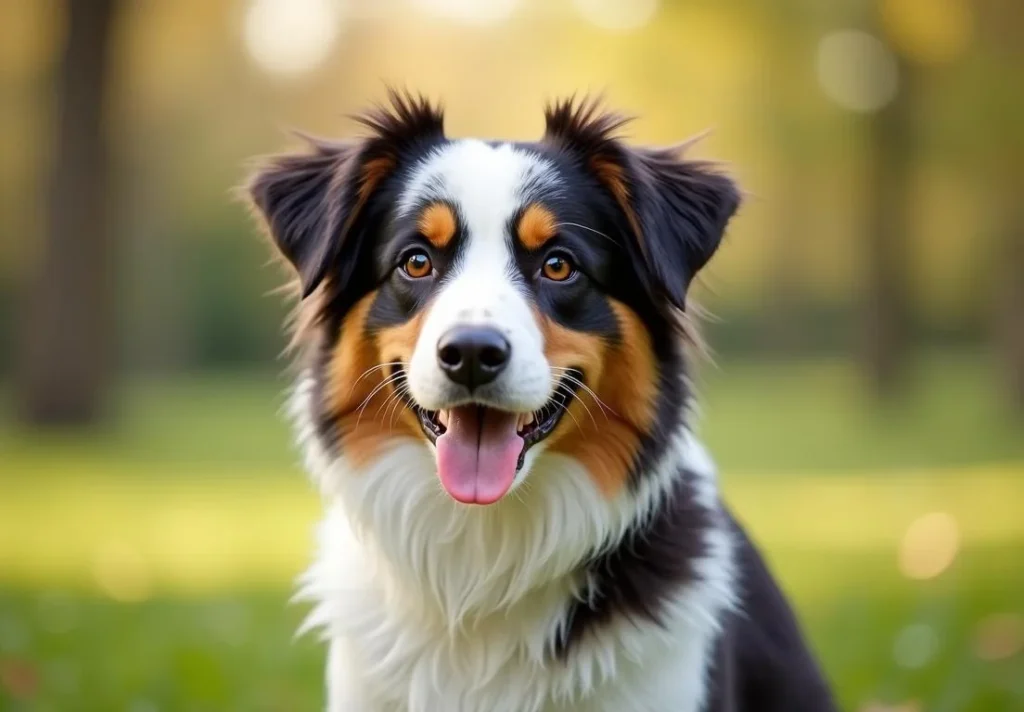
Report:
417,203,457,248
517,203,558,251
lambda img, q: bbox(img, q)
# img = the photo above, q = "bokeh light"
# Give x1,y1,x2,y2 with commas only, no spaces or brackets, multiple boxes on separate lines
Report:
892,623,939,669
972,613,1024,661
0,659,38,702
880,0,973,66
816,29,899,113
858,702,921,712
898,511,960,580
243,0,345,77
571,0,659,32
412,0,519,26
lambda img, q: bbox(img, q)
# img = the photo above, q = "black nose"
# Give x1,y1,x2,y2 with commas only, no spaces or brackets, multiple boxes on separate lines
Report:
437,326,511,390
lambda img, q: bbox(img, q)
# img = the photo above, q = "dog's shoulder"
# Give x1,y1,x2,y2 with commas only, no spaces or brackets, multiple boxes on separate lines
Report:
704,511,838,712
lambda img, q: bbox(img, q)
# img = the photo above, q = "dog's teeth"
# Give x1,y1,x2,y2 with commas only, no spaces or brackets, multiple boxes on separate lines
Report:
515,412,535,433
438,410,448,428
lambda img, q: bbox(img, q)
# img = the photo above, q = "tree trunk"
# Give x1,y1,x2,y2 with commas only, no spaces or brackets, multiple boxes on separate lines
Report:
16,0,118,426
996,188,1024,412
760,4,813,358
980,0,1024,413
861,50,916,399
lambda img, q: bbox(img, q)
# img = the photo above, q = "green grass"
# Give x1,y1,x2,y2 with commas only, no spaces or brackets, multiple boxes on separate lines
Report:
697,351,1024,473
0,592,324,712
1,354,1022,710
1,528,1021,711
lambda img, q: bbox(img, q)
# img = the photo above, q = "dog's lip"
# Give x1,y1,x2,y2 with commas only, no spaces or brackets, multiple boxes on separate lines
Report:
392,368,584,461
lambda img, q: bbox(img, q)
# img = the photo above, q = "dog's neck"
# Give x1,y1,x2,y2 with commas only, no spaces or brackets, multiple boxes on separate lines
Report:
291,375,712,628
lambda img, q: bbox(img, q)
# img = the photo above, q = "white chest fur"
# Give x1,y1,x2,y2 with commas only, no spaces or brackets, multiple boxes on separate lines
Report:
291,381,735,712
302,508,723,712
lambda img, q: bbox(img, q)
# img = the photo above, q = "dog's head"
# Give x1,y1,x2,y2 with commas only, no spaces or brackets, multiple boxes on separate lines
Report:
248,92,738,505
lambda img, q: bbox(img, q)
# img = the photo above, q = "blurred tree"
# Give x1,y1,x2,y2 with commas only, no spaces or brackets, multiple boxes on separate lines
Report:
1000,203,1024,412
16,0,119,425
760,1,816,358
862,6,918,399
979,0,1024,412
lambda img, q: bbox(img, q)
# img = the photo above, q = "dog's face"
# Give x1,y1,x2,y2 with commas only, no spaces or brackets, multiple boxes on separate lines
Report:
248,94,738,505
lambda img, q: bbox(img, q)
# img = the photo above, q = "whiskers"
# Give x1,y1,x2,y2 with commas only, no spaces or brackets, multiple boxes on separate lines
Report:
354,367,407,427
549,367,616,429
555,221,618,246
352,361,403,389
381,380,415,431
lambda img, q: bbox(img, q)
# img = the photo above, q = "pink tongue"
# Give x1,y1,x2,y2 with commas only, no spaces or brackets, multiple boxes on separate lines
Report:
436,406,523,505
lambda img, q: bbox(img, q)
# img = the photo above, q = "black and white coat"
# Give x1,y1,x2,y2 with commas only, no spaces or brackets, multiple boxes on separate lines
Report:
246,92,837,712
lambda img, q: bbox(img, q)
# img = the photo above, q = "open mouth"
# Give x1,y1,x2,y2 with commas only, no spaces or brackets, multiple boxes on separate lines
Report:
394,368,583,505
415,370,582,457
416,371,581,452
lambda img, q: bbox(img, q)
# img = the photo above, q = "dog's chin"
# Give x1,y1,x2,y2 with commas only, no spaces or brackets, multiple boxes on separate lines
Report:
394,368,583,505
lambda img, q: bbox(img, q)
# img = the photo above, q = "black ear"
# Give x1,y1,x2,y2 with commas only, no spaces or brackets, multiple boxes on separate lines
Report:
627,145,741,309
247,90,446,299
543,96,740,311
247,137,354,298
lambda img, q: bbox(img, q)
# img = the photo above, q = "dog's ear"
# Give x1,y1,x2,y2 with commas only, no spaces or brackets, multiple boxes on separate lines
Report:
543,97,740,310
247,91,446,298
625,144,741,309
247,137,355,298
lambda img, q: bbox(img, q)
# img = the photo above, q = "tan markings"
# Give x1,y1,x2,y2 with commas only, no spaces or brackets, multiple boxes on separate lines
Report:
417,203,457,248
590,156,644,249
374,307,432,443
537,312,606,387
337,156,395,239
517,203,558,251
375,310,426,369
359,156,394,205
602,300,658,432
323,291,418,467
536,299,658,497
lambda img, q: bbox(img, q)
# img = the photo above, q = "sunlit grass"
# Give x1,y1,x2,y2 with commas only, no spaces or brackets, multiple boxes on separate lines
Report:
1,465,1022,596
1,354,1022,710
2,458,1024,708
1,465,1022,711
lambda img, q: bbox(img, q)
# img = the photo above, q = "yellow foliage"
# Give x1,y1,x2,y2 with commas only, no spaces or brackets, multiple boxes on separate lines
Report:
880,0,974,66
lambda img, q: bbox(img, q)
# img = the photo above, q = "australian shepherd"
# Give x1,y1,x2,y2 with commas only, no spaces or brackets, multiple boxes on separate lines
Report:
245,91,836,712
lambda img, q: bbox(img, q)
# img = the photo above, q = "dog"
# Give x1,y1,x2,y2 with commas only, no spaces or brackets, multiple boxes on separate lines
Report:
245,91,836,712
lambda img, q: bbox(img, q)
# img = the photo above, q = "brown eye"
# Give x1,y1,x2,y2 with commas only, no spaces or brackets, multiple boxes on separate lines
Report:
403,251,433,279
542,253,575,282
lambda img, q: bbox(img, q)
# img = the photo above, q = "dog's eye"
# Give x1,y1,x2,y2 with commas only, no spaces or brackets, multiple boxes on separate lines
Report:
403,250,433,279
542,253,575,282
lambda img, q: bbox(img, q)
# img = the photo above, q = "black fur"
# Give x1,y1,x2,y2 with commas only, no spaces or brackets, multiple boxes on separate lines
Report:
542,95,740,311
704,514,837,711
552,469,713,657
247,137,353,297
628,145,741,309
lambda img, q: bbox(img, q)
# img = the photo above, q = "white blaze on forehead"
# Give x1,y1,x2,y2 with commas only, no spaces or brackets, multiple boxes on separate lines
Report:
399,139,560,250
402,140,559,414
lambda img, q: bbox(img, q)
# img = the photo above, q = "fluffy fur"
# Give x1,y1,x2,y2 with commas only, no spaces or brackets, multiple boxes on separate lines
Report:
246,91,836,711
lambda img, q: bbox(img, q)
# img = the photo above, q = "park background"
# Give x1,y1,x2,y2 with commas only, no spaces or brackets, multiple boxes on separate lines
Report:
1,0,1022,709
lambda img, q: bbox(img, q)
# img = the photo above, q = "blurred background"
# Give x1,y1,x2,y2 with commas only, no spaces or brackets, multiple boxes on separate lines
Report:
1,0,1022,709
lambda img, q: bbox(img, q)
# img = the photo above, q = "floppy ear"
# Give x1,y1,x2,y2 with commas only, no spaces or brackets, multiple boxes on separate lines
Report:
247,137,355,298
626,144,741,309
246,90,446,299
543,97,740,310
